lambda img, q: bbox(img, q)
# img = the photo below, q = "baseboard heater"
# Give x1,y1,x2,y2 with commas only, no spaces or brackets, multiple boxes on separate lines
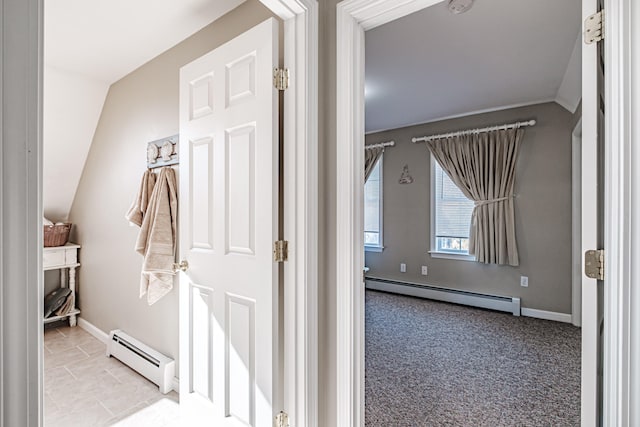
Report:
106,329,175,394
365,277,521,316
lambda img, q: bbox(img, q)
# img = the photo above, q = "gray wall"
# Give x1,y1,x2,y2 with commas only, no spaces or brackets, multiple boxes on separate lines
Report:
68,0,278,371
364,102,574,313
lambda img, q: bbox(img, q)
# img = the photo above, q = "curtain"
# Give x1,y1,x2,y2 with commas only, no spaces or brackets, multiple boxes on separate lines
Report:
365,146,384,182
426,128,523,266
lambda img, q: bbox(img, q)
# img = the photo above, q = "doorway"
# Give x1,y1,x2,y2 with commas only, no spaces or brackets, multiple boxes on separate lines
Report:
334,0,626,425
361,1,582,424
0,0,317,425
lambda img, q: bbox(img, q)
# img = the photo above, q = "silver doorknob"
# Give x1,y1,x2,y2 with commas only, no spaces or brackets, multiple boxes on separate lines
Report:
173,260,189,272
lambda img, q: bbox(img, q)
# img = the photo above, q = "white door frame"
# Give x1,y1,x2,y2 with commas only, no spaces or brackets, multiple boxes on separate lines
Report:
571,118,582,328
0,0,318,426
335,0,640,426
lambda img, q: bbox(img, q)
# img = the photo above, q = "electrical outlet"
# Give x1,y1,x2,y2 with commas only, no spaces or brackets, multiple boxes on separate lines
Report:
520,276,529,287
400,263,407,273
421,266,428,275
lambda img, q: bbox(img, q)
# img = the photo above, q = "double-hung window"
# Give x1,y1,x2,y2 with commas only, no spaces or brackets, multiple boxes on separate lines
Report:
364,156,383,251
431,156,475,260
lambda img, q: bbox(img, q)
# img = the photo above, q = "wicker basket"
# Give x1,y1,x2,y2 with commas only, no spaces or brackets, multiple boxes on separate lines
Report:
44,223,72,247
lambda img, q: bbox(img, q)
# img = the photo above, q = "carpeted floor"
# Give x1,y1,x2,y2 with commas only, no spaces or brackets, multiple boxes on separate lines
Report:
365,290,581,426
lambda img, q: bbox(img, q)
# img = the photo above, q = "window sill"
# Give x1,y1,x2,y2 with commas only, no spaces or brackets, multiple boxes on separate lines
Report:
428,251,475,262
365,246,384,253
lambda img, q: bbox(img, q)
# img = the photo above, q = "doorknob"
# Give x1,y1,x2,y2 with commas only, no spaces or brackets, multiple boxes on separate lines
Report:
173,260,189,272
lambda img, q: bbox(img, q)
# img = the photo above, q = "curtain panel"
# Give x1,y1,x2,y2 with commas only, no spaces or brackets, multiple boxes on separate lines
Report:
364,146,384,182
426,128,523,266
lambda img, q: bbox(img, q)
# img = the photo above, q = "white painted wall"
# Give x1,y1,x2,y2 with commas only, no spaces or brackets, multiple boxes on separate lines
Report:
43,66,109,221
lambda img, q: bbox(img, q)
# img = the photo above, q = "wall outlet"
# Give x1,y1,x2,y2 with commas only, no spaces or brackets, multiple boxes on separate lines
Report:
520,276,529,287
421,265,428,276
400,263,407,273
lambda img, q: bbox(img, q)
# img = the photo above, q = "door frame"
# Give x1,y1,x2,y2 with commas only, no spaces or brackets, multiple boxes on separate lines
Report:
0,0,318,426
335,0,640,426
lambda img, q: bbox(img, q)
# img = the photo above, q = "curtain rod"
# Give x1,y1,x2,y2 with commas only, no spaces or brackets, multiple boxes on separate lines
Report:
411,120,536,143
365,140,395,149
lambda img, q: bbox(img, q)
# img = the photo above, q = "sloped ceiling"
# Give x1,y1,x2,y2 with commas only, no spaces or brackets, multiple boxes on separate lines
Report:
43,0,245,220
365,0,582,133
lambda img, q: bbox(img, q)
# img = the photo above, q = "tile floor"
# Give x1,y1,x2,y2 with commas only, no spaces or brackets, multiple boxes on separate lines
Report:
44,324,180,427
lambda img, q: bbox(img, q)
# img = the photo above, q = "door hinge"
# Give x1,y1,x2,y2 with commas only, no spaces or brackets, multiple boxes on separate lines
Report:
273,240,289,263
584,10,604,44
273,68,289,91
585,249,604,280
274,411,290,427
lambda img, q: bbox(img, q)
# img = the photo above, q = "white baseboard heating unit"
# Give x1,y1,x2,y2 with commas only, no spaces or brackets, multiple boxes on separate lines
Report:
365,277,521,316
106,329,175,394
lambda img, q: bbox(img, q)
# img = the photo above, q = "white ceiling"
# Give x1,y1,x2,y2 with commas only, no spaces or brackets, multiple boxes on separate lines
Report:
365,0,582,133
45,0,245,83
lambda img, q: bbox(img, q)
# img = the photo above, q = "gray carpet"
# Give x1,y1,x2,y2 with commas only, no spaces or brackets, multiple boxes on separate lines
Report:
365,290,581,426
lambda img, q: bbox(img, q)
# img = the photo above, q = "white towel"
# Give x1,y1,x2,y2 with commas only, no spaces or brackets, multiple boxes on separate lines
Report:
126,170,157,227
136,168,178,305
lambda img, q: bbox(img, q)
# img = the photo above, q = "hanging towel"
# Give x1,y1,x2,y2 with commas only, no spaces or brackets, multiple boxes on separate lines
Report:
125,170,157,227
136,167,178,305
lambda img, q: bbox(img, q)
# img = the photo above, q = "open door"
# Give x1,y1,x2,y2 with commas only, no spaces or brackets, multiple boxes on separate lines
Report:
178,18,280,426
581,0,605,425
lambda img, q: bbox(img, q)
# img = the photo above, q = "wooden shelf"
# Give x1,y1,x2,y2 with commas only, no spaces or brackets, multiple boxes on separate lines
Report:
43,309,81,325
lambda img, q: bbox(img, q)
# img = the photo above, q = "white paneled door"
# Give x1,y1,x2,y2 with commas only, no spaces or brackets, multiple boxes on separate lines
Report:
178,18,280,426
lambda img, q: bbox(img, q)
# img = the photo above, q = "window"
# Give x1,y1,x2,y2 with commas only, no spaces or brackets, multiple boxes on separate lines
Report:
364,156,383,251
431,157,475,259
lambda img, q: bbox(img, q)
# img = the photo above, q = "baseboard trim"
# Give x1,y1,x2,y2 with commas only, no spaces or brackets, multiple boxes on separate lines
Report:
77,317,109,343
520,308,572,323
77,317,180,393
365,277,521,316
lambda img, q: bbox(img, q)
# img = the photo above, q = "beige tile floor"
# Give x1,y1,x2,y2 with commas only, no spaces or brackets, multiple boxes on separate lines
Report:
44,325,180,427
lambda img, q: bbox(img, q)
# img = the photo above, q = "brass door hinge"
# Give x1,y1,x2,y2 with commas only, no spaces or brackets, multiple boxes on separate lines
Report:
584,10,604,44
273,240,288,263
274,411,290,427
273,68,289,91
585,249,604,280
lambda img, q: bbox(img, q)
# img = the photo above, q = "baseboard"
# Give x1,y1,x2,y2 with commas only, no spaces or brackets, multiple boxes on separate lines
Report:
78,317,181,394
365,277,521,316
520,308,572,323
77,317,109,343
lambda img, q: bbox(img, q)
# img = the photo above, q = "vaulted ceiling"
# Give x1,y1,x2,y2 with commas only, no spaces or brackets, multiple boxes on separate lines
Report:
365,0,582,133
43,0,245,220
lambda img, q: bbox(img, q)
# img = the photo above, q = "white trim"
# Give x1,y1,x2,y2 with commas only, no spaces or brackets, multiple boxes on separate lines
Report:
520,308,573,324
581,0,600,424
603,0,639,424
171,377,180,394
336,1,442,425
428,251,475,262
571,119,582,327
1,0,43,425
77,318,109,343
364,246,383,253
275,1,319,425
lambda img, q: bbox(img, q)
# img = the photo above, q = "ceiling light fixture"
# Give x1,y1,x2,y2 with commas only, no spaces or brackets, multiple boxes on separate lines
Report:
447,0,474,14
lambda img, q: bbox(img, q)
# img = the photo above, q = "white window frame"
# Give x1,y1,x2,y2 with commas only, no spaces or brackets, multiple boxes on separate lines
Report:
364,154,384,252
429,155,475,262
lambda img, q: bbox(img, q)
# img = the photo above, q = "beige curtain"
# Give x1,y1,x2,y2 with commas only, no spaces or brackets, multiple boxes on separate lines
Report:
365,146,384,182
427,128,523,266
